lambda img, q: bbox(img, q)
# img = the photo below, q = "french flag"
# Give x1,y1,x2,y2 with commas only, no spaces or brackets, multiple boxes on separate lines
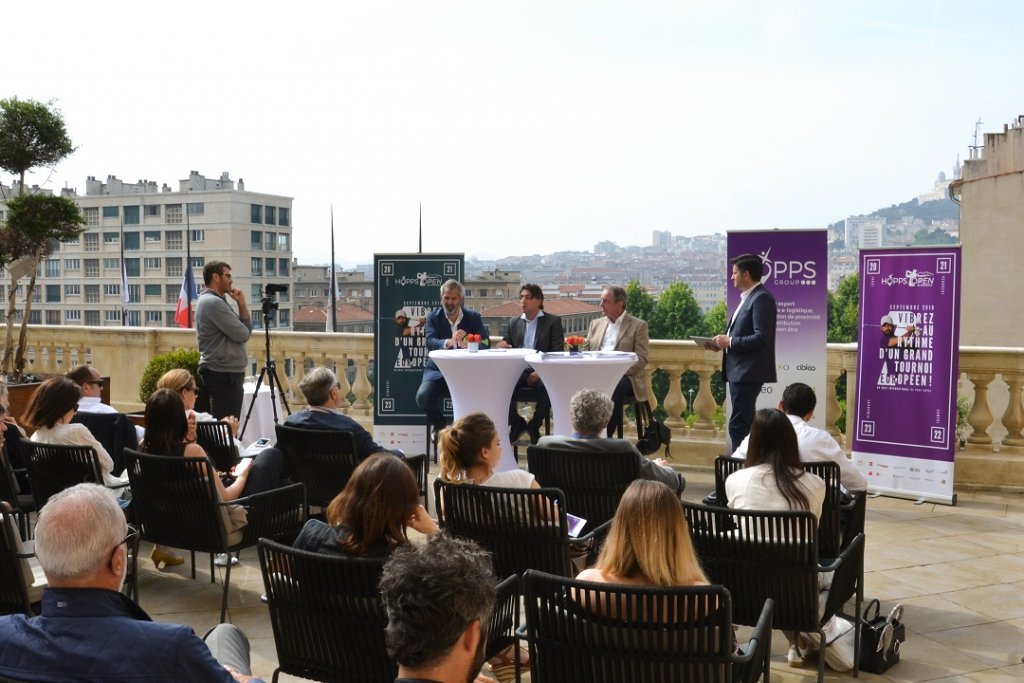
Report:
174,263,198,328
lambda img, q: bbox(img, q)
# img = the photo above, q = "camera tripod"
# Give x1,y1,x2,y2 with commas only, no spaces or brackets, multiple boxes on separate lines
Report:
240,295,291,439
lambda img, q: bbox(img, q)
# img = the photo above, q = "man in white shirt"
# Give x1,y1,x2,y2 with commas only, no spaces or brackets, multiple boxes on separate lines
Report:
732,382,867,493
67,365,116,414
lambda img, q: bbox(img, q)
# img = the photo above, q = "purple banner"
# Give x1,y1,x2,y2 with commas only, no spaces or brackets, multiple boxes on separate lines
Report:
852,247,961,504
726,230,828,428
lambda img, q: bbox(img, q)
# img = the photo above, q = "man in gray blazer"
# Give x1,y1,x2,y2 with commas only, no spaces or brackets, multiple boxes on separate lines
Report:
708,253,778,450
584,285,650,437
496,284,564,444
537,389,684,494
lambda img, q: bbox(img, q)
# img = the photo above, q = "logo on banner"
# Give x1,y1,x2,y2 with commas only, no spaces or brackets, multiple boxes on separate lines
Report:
396,272,444,287
757,247,818,286
881,269,935,287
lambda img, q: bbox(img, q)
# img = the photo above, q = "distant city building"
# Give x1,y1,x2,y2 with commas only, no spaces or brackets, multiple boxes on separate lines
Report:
295,301,374,333
652,230,672,248
0,171,293,329
481,296,602,339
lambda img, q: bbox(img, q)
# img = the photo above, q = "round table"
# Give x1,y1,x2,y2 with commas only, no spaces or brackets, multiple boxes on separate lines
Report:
239,381,285,446
428,348,531,472
524,351,638,436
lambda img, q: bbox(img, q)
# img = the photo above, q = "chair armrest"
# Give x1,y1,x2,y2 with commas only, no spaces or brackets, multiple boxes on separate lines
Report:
577,519,613,568
733,597,773,664
818,530,864,572
233,483,308,544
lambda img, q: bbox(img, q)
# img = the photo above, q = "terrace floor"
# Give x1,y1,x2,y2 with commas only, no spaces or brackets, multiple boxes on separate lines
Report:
135,466,1024,682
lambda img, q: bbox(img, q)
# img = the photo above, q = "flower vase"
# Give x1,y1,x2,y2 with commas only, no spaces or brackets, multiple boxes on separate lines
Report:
568,345,582,356
467,341,480,353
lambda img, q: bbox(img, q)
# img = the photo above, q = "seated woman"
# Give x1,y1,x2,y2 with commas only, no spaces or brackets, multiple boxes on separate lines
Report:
293,453,437,556
156,369,243,454
141,389,287,501
23,377,123,492
438,412,538,489
724,408,825,666
725,408,825,522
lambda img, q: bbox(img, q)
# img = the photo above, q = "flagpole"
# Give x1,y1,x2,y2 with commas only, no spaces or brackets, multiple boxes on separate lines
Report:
120,216,126,327
328,206,338,333
186,206,193,327
418,202,422,253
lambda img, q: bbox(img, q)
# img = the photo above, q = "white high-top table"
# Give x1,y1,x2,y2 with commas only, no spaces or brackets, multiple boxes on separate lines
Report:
428,348,531,472
524,351,638,436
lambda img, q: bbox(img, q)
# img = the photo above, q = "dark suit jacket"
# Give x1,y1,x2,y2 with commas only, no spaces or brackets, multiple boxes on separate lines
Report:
283,409,391,460
723,283,777,384
583,312,650,402
535,434,682,493
422,307,490,382
502,312,565,352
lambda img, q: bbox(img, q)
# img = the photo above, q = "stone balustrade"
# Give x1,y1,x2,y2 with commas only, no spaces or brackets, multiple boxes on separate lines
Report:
9,326,1024,489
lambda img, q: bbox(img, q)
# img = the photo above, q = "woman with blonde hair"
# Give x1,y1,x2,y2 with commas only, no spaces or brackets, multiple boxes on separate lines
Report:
578,479,708,588
293,453,437,556
438,412,538,489
156,369,242,451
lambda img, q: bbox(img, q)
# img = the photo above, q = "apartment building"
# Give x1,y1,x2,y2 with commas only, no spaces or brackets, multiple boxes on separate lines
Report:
0,171,294,329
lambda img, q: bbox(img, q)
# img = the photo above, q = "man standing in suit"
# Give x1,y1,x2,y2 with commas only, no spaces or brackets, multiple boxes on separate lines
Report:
496,284,564,444
415,279,490,433
584,285,650,437
708,253,777,450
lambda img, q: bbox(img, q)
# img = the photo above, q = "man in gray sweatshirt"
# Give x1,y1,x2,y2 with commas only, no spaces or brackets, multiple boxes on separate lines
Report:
196,261,252,419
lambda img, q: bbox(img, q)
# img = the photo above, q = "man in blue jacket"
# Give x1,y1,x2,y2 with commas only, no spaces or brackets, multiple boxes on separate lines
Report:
415,279,489,433
708,253,778,450
0,483,262,682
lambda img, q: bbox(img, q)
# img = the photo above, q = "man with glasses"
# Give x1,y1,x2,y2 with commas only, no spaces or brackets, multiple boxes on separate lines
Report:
66,364,144,466
67,365,114,414
196,261,253,420
0,483,264,682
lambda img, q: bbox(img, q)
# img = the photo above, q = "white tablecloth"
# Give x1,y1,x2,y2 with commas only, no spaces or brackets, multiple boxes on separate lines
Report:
428,348,530,472
239,381,285,446
525,351,638,436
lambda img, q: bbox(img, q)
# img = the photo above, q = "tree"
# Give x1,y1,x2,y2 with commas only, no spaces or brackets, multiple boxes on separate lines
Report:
827,273,859,343
649,281,703,340
699,301,727,338
625,280,654,321
0,97,75,377
0,194,85,376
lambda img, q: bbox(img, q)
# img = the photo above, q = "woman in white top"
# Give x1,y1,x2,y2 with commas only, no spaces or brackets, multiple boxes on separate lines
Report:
725,408,825,522
24,377,122,490
724,407,825,665
438,412,537,489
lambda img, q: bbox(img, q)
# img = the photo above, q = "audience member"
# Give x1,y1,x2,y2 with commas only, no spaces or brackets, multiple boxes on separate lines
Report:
578,479,707,590
380,534,498,683
293,453,437,556
284,367,401,458
438,413,537,490
495,284,564,444
157,369,241,449
23,377,124,491
0,483,263,682
66,365,116,414
537,389,684,494
196,260,252,420
725,407,825,666
0,380,28,492
584,285,650,437
416,279,490,434
732,383,867,493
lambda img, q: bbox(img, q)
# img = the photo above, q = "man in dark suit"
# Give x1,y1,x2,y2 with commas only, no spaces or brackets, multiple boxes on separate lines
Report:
708,253,777,450
537,389,684,494
415,279,490,432
584,285,650,437
284,366,401,459
495,284,564,444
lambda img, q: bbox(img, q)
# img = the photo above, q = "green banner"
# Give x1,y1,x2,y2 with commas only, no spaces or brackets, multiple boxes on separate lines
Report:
374,254,463,425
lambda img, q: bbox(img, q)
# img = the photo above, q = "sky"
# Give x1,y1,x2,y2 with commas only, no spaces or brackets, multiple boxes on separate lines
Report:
4,1,1023,267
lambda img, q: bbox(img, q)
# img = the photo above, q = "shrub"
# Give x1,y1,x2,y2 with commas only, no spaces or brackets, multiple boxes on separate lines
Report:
138,349,209,413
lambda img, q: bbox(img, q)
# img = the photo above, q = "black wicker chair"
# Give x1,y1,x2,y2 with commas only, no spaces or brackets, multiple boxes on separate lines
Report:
714,456,846,558
274,425,427,511
434,480,608,579
0,507,44,616
526,444,641,531
71,411,138,476
683,501,864,683
258,538,393,683
195,421,241,473
1,445,34,530
22,442,109,511
522,569,773,683
124,448,307,622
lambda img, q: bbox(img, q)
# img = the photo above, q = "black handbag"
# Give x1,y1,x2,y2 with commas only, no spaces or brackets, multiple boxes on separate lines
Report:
859,599,905,673
635,401,671,457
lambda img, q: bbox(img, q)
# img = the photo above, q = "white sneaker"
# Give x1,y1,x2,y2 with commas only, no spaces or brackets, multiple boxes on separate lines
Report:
787,644,803,667
213,553,239,567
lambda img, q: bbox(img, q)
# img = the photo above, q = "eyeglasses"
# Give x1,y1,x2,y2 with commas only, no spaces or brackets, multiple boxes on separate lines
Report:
183,386,197,393
111,528,138,562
